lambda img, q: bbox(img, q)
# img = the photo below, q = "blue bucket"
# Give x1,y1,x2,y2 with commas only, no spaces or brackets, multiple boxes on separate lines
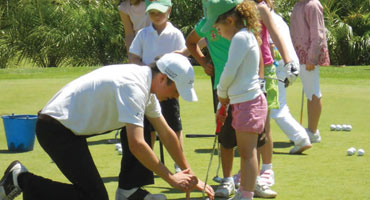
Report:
1,114,37,152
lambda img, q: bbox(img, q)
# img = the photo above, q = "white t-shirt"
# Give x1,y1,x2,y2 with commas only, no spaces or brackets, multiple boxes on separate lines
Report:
118,1,151,33
217,28,262,104
129,22,186,65
41,65,161,136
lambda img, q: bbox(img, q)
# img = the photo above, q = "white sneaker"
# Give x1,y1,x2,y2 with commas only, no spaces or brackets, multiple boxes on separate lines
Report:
306,128,321,143
116,188,166,200
259,169,275,187
215,178,235,198
231,190,252,200
174,164,181,174
233,171,241,189
0,160,28,200
254,180,277,198
289,137,312,154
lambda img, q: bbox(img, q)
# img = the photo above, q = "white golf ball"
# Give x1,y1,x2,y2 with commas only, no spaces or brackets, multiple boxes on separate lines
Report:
336,124,342,131
358,149,365,156
117,148,123,155
115,143,122,150
347,125,352,131
347,147,356,156
330,124,336,131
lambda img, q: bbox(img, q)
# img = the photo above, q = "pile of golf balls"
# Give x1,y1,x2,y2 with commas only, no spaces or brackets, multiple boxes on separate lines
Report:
330,124,352,131
346,147,365,156
115,143,122,155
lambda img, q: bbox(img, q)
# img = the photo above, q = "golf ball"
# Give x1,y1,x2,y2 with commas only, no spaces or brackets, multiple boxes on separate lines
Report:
347,147,356,156
358,149,365,156
330,124,336,131
347,125,352,131
336,124,342,131
115,143,122,150
118,148,123,155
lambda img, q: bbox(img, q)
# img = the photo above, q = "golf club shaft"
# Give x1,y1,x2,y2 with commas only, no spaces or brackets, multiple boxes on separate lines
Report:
264,76,285,83
300,88,304,124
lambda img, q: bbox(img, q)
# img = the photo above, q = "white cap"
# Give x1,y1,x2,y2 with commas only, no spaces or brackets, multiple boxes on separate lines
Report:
156,53,198,102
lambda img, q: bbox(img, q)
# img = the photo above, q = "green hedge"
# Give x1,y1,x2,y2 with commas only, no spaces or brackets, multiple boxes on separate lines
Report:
0,0,369,68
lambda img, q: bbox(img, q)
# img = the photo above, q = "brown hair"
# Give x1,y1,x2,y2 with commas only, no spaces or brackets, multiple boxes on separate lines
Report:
216,0,261,45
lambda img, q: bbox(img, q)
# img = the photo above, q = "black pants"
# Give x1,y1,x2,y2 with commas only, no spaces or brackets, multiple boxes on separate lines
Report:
18,115,108,200
118,117,154,189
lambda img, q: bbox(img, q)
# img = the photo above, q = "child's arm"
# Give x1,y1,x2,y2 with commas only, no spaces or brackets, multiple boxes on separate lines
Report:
217,34,248,100
258,4,291,64
129,53,145,65
119,11,135,52
186,30,214,76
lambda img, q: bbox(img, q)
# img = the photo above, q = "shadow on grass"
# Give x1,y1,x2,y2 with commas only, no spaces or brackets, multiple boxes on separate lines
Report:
273,141,293,148
0,149,26,154
102,176,118,183
273,151,309,156
194,149,240,157
87,138,119,146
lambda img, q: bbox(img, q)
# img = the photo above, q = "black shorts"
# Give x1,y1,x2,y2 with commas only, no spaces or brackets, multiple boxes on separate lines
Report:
212,88,265,149
160,98,182,132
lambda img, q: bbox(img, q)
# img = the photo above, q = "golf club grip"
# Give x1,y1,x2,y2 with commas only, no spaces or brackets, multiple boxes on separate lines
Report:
216,105,227,133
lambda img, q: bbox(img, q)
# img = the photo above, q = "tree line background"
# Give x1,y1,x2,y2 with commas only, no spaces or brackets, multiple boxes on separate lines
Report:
0,0,369,68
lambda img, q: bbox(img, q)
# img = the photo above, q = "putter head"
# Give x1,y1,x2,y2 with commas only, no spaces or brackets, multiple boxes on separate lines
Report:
213,176,222,183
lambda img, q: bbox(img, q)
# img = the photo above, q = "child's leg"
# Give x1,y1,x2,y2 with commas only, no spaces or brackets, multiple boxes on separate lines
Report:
259,112,272,165
307,95,322,133
300,64,322,133
236,131,259,192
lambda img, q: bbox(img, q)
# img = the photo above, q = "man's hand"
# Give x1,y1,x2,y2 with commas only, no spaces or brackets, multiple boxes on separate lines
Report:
191,179,215,200
170,169,198,192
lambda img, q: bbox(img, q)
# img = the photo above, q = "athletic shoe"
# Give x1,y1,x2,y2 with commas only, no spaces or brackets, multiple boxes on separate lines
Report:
306,128,321,143
0,160,28,200
259,169,275,187
254,180,277,198
174,164,181,174
233,171,241,189
215,178,235,198
117,188,166,200
231,190,252,200
289,137,312,154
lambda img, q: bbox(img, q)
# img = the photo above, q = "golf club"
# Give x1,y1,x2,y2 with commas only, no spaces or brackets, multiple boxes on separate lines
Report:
212,142,222,183
202,105,227,199
300,88,304,124
264,76,285,83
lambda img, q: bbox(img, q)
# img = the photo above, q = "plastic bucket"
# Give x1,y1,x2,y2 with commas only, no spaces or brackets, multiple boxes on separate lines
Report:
1,114,37,152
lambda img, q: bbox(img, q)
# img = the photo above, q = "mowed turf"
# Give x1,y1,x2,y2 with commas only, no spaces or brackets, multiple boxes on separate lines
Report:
0,65,369,200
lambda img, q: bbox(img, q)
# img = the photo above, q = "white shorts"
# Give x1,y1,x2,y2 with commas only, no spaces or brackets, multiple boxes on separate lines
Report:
300,64,322,101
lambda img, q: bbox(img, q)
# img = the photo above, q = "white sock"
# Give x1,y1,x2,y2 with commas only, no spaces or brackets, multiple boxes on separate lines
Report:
261,163,272,171
223,177,234,182
120,187,138,197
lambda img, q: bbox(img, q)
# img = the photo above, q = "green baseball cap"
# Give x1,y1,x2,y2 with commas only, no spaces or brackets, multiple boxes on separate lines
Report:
145,0,172,13
201,0,243,33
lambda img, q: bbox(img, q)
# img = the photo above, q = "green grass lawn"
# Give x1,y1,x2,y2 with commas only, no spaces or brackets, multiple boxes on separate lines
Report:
1,65,370,199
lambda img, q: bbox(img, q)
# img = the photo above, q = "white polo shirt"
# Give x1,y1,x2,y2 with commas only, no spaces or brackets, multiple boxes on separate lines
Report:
41,65,161,136
129,22,186,65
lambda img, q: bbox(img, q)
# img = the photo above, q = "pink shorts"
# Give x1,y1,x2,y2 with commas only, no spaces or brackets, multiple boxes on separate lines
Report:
231,95,268,133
